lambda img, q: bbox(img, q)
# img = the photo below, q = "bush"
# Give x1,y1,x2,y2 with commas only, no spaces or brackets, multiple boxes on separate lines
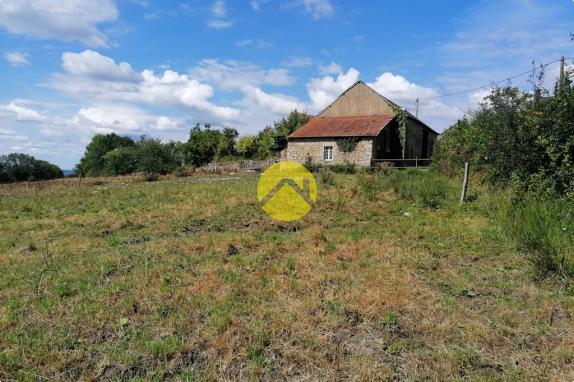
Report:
303,155,321,173
503,196,574,278
318,167,335,186
329,162,357,174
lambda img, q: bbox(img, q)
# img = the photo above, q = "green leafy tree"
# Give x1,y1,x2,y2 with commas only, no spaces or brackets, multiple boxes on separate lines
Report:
185,124,222,167
434,69,574,195
216,127,239,160
237,135,258,159
136,137,178,175
0,153,63,183
271,110,310,152
102,147,138,176
76,133,135,176
253,127,275,159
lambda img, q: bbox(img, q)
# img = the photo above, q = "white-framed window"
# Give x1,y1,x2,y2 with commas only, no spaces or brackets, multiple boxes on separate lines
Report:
323,146,333,161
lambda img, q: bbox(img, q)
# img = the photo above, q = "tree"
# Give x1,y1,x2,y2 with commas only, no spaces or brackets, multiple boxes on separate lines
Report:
136,137,178,176
434,71,574,196
271,110,310,152
185,124,222,167
102,147,138,176
216,127,239,160
237,135,258,159
253,127,275,159
0,153,63,183
77,133,135,176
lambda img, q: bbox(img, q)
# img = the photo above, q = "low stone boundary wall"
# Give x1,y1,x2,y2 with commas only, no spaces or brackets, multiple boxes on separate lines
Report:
201,159,279,173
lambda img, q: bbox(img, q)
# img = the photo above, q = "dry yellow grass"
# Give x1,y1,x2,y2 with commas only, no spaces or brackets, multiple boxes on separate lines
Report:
0,172,572,381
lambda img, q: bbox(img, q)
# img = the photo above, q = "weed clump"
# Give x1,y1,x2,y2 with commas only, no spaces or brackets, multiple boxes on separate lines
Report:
357,169,456,208
503,196,574,278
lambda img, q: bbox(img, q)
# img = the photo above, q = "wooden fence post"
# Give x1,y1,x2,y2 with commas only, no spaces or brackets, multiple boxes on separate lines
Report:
460,162,469,204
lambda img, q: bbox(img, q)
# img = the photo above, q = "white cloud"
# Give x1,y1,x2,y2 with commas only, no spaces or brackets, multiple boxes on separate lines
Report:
0,127,28,141
51,51,240,122
242,86,305,114
368,72,438,102
208,0,233,29
155,116,179,131
282,56,314,68
0,102,45,122
319,62,342,75
190,59,294,90
235,39,274,49
468,89,491,106
4,51,30,67
207,19,233,29
295,0,334,19
306,67,360,113
62,50,142,82
0,0,118,47
138,69,240,119
73,104,182,134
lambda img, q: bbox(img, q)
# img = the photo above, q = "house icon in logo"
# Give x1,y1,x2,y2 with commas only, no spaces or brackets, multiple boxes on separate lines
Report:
257,161,317,222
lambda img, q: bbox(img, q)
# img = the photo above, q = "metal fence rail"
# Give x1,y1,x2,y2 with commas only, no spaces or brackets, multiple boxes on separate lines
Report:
371,158,433,169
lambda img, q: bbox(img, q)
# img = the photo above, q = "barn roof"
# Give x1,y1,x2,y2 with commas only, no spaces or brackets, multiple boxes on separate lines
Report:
288,115,394,139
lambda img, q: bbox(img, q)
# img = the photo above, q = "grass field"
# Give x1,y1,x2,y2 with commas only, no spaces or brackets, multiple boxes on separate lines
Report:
0,171,572,381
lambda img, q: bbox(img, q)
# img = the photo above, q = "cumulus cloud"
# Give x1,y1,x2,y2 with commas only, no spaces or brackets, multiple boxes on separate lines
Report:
73,104,183,134
0,102,45,122
368,72,438,102
319,62,342,75
242,86,305,115
306,68,360,112
4,51,30,67
51,51,240,121
62,50,142,82
138,69,240,119
0,0,118,47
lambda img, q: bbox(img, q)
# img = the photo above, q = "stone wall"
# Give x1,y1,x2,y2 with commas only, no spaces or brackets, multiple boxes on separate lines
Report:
286,138,374,166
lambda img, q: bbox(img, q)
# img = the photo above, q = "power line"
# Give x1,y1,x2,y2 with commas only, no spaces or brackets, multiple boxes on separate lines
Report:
419,57,573,101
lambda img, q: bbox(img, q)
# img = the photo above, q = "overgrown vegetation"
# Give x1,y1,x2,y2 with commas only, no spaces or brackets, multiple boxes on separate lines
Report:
358,169,457,209
434,68,574,196
1,171,572,380
433,67,574,279
502,196,574,279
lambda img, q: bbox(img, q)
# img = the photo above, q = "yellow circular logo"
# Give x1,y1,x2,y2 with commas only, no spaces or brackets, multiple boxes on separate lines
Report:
257,161,317,222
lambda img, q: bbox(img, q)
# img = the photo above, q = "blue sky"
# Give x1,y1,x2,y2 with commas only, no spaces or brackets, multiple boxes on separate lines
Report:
1,0,573,168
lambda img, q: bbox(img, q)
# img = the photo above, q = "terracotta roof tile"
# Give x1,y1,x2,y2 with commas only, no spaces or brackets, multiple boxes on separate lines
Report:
289,115,394,139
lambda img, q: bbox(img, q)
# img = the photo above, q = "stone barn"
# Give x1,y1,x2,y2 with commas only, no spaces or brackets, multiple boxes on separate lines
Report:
286,81,438,167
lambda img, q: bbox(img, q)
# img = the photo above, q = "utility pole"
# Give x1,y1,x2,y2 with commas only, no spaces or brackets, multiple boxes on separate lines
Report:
415,98,420,118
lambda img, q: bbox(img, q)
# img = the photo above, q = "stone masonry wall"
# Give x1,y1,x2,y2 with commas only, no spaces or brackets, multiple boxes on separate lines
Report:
286,138,374,166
